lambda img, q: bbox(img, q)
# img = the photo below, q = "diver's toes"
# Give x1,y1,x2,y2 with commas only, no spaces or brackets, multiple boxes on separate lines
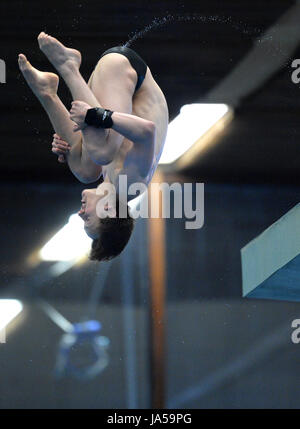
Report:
18,54,29,69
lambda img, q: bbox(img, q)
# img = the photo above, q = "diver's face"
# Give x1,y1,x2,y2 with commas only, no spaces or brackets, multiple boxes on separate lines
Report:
78,189,101,239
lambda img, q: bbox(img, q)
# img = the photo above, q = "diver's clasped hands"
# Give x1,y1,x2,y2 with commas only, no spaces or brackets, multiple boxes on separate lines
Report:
69,100,91,132
51,133,70,163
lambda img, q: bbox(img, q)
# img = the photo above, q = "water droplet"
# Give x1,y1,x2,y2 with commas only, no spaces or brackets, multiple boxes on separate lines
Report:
122,13,290,68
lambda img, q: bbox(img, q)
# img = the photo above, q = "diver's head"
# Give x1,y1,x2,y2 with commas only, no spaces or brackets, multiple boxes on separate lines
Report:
78,188,135,262
78,188,101,239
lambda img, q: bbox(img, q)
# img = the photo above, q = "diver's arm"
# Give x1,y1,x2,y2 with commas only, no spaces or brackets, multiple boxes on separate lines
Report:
52,133,102,184
111,111,156,146
71,103,156,173
67,139,103,184
112,113,156,179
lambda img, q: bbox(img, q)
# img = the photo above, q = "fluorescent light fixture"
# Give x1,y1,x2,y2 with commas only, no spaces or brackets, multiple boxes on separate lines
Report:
159,103,232,165
0,299,23,332
40,214,92,262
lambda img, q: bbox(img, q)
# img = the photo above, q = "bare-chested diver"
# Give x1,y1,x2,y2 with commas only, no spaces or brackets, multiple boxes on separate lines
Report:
18,32,169,261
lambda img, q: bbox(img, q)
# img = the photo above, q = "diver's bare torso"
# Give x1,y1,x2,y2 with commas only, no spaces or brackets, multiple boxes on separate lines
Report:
88,65,169,189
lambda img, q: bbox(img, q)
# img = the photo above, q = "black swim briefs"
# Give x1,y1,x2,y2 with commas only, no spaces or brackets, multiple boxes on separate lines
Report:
100,46,147,93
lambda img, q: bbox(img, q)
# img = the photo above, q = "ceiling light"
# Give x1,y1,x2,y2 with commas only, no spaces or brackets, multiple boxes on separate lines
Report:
159,103,233,165
0,299,23,342
39,214,92,262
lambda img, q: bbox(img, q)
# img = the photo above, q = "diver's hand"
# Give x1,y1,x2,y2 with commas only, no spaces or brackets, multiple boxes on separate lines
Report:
70,100,90,132
51,133,70,163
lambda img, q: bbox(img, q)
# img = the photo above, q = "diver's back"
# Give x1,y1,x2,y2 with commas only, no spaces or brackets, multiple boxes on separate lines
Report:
132,67,169,164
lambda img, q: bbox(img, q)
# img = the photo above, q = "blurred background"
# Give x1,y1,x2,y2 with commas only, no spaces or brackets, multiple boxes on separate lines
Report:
0,0,300,409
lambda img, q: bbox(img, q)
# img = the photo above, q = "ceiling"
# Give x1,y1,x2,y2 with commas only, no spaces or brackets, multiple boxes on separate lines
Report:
0,0,299,184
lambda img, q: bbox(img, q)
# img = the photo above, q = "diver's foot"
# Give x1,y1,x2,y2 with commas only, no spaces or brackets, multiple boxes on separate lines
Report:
18,54,59,99
38,32,81,75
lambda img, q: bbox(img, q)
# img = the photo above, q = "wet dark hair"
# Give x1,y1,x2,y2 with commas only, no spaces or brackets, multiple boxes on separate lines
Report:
89,198,135,262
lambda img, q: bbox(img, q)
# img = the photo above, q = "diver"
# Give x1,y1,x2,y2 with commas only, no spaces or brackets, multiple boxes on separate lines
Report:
18,32,169,261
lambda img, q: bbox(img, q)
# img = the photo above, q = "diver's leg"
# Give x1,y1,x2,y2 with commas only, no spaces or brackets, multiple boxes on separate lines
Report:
79,53,155,165
37,32,117,164
18,54,77,144
38,32,103,108
18,54,101,183
37,33,154,164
